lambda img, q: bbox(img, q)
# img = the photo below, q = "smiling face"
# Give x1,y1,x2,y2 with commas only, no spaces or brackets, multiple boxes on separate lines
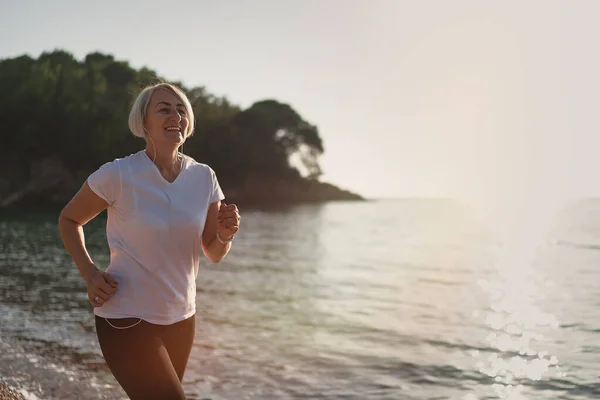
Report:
144,88,189,148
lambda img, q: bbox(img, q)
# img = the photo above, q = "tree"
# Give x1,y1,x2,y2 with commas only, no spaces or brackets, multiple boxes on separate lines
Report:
0,50,327,199
231,100,324,179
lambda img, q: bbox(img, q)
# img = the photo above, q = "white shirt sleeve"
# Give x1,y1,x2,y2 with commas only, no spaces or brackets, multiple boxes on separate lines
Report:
209,167,225,203
87,160,121,205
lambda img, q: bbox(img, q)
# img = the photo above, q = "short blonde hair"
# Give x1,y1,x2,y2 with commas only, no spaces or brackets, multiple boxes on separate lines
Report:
128,83,195,139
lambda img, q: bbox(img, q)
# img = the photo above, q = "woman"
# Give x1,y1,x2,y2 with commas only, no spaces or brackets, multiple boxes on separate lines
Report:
58,83,240,399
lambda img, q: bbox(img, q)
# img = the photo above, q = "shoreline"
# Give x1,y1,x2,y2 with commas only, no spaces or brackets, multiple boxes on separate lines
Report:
0,325,126,400
0,382,25,400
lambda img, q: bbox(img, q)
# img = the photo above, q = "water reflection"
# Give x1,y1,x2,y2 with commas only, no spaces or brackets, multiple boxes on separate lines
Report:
187,204,335,397
2,201,598,399
475,241,562,398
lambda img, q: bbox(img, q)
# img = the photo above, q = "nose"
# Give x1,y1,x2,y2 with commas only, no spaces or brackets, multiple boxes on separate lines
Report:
169,109,182,122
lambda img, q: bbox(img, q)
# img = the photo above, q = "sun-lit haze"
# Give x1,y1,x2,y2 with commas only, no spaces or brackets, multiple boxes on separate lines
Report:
4,3,600,397
1,0,599,245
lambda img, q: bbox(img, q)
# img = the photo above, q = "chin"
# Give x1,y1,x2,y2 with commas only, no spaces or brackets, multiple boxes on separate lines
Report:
163,133,184,144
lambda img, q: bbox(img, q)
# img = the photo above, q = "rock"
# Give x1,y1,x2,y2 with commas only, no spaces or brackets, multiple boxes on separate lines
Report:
0,156,76,207
0,382,25,400
0,159,364,208
223,174,364,207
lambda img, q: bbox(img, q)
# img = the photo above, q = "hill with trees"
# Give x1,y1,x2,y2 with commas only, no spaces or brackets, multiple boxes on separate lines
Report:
0,50,363,208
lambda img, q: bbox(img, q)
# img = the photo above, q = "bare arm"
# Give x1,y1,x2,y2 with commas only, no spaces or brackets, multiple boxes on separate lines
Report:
201,201,232,263
58,182,108,279
58,181,118,306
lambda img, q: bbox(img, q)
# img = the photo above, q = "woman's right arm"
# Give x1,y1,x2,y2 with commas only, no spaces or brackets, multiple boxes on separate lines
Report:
58,181,118,306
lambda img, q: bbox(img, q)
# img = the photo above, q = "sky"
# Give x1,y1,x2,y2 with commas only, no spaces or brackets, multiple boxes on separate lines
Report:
1,0,600,218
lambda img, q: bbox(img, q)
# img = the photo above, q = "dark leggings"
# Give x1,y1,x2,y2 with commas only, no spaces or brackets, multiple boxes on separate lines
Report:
95,314,195,400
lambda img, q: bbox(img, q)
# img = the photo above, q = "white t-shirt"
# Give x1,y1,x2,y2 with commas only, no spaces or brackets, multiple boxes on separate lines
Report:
87,150,224,325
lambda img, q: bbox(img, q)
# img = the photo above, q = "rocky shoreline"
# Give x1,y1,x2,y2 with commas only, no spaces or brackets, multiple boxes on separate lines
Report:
0,156,364,208
0,329,125,400
0,383,24,400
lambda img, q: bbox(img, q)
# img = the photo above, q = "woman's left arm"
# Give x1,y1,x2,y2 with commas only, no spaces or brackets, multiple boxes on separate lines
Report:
201,201,241,263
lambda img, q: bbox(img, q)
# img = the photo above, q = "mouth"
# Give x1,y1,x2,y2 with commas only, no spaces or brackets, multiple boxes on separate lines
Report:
165,126,182,133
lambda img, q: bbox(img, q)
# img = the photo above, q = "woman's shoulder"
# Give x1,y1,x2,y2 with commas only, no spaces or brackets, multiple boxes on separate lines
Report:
98,150,143,167
183,154,214,173
101,150,148,171
115,150,146,165
89,151,145,180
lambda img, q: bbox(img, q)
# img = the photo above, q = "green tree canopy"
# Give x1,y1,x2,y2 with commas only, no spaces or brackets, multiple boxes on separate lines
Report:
0,50,326,191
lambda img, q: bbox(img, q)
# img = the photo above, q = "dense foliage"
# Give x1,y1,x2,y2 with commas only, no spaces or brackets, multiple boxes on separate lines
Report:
0,50,325,190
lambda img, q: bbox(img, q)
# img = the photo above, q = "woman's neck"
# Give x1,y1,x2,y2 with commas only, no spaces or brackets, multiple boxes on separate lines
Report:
146,147,178,165
145,147,181,179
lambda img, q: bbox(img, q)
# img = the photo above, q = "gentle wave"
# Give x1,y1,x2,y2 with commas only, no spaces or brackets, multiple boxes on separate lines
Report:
2,201,600,399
